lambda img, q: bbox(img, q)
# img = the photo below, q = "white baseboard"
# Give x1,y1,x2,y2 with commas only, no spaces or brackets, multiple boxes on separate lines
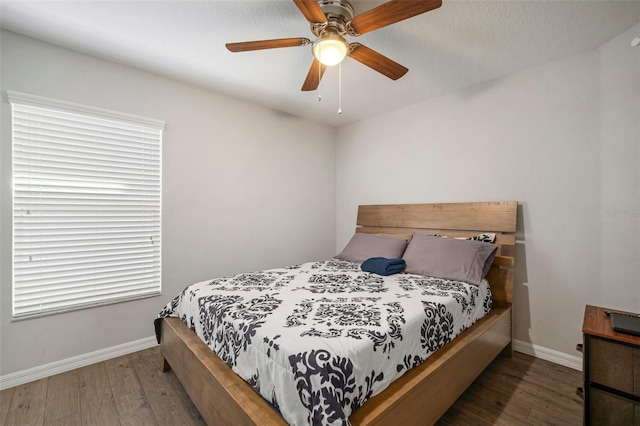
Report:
513,339,583,371
0,336,158,390
0,336,582,391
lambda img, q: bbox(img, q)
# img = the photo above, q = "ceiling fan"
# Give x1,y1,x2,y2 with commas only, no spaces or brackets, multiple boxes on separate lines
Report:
225,0,442,91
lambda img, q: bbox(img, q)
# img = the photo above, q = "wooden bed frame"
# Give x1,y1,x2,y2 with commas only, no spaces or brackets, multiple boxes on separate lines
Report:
160,201,518,425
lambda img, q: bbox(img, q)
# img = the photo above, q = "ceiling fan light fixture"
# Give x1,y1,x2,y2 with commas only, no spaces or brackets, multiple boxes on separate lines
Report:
226,0,442,91
312,33,349,66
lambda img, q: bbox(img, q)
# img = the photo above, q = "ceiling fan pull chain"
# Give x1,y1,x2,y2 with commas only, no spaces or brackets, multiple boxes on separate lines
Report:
338,62,342,114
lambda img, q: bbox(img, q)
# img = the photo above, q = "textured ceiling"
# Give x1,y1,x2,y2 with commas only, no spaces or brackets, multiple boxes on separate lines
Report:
1,0,639,127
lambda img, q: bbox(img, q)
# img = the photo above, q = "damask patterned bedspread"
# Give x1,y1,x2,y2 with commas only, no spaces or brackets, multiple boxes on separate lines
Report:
156,260,492,426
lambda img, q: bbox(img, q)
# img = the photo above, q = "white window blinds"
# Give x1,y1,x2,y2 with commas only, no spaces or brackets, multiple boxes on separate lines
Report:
9,91,163,319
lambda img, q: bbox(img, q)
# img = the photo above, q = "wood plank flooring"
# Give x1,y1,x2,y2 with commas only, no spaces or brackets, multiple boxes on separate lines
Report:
1,347,582,425
437,350,583,425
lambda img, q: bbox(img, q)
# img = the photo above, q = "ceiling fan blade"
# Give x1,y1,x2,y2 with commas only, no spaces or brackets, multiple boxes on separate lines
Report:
292,0,327,24
226,38,311,52
350,0,442,35
349,43,408,80
301,59,327,91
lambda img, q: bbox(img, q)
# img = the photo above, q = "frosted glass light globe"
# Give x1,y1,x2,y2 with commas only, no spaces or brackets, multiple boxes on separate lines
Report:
313,34,349,66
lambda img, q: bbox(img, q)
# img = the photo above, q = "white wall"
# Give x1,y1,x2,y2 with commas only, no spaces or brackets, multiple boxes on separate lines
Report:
336,24,640,359
0,30,336,376
598,24,640,310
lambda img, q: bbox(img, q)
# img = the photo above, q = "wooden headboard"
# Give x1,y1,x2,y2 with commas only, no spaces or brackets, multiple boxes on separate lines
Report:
354,201,517,307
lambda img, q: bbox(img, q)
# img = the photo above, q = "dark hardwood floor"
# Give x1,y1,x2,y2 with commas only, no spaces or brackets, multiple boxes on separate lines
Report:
0,347,582,425
437,350,583,425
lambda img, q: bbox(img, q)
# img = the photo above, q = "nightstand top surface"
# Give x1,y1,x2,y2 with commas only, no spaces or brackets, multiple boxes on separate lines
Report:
583,305,640,346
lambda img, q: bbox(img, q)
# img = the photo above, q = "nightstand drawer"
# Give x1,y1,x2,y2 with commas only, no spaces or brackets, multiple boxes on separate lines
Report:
636,349,640,396
589,337,640,397
589,387,640,425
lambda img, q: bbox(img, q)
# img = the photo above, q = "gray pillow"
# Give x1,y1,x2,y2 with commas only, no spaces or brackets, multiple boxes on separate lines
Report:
334,233,408,263
402,234,497,285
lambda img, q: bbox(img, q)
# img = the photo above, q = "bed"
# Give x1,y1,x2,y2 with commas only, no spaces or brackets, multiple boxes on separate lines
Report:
156,201,517,425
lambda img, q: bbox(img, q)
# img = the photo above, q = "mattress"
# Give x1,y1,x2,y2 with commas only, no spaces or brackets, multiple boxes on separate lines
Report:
156,259,492,425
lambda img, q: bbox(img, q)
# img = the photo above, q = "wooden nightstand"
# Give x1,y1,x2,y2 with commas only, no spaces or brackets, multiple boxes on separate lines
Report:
582,305,640,425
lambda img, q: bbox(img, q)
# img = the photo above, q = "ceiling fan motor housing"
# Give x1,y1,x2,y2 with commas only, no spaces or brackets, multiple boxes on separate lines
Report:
310,0,354,65
318,0,354,23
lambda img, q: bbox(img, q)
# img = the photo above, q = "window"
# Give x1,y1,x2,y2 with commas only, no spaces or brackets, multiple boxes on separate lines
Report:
9,91,163,319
